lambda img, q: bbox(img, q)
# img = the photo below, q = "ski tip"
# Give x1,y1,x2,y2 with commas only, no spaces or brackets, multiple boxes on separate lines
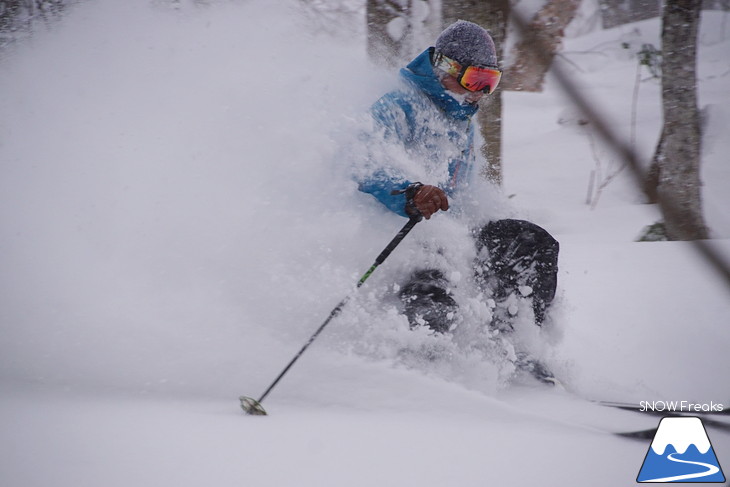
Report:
598,401,641,411
239,396,267,416
614,428,657,440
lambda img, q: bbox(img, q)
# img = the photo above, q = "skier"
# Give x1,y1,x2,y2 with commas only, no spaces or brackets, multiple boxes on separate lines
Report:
356,21,559,346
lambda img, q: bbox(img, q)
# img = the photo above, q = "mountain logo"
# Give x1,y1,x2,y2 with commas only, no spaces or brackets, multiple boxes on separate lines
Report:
637,416,725,483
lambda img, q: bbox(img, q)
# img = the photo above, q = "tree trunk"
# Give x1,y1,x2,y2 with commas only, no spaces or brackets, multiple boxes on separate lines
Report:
654,0,708,240
367,0,442,68
366,0,412,68
644,130,662,204
442,0,509,184
502,0,581,93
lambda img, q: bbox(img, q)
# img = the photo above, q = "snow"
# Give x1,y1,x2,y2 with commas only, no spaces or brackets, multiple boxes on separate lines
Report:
1,1,729,486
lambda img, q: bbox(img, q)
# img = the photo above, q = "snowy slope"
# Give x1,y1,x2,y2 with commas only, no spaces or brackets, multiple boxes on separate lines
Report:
1,1,729,486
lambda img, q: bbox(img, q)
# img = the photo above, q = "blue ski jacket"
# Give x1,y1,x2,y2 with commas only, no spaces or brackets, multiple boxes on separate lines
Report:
358,48,479,218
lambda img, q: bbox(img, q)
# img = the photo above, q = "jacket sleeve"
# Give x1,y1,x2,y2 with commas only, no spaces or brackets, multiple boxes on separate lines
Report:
356,92,415,218
358,170,412,218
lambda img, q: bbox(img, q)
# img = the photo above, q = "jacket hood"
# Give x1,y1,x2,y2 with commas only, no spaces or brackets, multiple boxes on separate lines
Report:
400,48,479,121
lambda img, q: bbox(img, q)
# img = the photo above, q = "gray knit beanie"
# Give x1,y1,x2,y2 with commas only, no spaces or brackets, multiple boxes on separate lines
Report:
435,20,497,67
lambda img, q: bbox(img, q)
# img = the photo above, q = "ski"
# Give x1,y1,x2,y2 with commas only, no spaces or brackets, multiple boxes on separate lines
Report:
599,400,730,416
600,401,730,439
614,428,659,440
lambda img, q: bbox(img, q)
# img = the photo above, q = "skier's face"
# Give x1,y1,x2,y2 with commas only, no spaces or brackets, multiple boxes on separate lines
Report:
440,74,485,104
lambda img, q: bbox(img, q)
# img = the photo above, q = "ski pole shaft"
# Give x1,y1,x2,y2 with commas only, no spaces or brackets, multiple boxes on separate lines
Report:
255,216,421,405
357,215,421,286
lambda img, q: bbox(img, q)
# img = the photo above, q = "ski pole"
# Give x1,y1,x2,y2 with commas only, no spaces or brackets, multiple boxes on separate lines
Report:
240,215,422,416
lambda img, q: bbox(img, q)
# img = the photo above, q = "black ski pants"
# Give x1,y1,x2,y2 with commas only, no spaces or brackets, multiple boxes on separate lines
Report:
399,219,559,332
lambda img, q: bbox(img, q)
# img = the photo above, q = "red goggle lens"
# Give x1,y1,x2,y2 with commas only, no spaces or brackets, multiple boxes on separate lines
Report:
459,65,502,94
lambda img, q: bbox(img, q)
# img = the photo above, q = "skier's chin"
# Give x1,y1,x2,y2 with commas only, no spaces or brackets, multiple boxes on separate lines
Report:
448,90,480,106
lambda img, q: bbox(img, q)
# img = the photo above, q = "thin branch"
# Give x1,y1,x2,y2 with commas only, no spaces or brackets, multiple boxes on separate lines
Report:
509,7,730,290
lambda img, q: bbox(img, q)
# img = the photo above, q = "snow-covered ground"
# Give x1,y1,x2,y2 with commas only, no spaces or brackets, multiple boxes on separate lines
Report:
1,1,728,486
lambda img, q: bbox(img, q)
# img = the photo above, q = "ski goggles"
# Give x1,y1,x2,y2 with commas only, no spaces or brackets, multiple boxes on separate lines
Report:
434,52,502,95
